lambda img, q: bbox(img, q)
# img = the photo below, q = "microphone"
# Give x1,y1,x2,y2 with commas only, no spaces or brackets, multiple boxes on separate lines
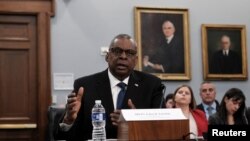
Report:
159,84,166,108
182,132,199,141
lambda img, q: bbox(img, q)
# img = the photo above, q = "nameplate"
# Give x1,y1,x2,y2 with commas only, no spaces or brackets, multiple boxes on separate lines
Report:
120,108,187,121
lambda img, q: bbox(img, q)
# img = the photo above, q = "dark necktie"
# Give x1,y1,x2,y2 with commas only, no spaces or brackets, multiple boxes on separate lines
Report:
166,39,169,45
223,50,228,56
117,82,126,109
207,106,213,116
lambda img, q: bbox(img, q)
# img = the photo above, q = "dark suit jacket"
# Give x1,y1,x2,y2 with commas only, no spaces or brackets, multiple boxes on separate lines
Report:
54,69,163,141
210,50,242,74
196,100,220,113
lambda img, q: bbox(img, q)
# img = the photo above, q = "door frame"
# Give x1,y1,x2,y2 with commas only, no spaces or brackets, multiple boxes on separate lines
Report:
0,1,54,141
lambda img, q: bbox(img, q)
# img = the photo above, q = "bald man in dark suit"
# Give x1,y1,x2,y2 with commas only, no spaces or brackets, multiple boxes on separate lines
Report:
54,34,164,141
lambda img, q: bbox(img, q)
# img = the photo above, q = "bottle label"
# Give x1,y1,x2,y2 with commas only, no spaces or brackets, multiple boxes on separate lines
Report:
92,113,106,121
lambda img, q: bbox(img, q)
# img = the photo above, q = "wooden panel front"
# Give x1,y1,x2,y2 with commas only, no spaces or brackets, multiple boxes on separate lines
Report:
118,120,189,140
0,130,36,141
0,14,37,140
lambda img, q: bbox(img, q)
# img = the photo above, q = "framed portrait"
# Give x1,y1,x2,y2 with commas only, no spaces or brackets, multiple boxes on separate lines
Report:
134,7,191,80
201,24,248,80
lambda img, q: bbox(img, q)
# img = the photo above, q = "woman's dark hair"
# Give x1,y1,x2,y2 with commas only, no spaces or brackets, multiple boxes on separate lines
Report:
218,88,246,124
165,93,174,103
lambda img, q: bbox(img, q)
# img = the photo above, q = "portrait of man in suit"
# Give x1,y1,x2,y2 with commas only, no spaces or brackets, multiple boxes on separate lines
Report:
209,34,242,74
202,24,247,80
135,7,190,80
143,20,184,73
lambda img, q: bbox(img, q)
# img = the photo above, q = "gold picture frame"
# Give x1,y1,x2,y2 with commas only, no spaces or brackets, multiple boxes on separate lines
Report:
201,24,248,80
134,7,191,80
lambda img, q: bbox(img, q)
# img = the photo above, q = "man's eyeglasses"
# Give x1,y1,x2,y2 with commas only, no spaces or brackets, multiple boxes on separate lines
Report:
109,47,137,57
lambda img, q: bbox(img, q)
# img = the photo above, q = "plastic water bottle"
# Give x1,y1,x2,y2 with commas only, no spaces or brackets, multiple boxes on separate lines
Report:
92,100,106,141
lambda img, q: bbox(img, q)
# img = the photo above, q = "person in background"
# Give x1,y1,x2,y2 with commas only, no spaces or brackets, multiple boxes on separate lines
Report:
210,34,242,74
196,81,219,120
173,85,208,139
53,34,165,141
165,93,174,108
209,88,247,125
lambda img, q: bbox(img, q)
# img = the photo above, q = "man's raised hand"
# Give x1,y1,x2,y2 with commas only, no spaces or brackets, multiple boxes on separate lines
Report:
63,87,84,124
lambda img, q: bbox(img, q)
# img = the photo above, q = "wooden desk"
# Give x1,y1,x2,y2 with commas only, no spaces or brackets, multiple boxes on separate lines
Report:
118,120,189,140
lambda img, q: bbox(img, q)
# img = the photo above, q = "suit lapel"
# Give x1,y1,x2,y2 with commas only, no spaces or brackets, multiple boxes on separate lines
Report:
123,71,140,108
96,70,114,113
95,70,141,110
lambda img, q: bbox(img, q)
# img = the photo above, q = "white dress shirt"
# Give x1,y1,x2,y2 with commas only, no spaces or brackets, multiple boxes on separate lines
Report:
108,69,129,109
166,34,174,44
223,49,229,56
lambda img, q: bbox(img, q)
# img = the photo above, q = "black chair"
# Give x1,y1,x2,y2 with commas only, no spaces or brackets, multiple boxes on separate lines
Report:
246,107,250,124
47,105,65,141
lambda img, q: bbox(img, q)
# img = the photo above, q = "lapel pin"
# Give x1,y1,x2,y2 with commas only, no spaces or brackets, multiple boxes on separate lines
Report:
134,83,139,87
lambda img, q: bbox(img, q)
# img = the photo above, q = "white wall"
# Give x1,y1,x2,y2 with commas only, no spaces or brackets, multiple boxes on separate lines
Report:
51,0,250,106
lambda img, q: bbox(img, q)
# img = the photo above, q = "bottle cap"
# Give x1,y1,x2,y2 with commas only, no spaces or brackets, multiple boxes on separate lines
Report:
95,100,101,104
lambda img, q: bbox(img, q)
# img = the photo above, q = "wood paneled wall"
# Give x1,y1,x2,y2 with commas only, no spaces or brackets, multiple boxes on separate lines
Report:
0,0,54,140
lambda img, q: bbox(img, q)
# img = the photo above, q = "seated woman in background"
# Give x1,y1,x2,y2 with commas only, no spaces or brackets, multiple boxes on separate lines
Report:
173,85,208,139
165,93,174,108
209,88,248,125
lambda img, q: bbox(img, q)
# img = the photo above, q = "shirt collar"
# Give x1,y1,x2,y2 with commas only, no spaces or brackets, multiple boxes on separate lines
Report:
202,101,216,110
223,49,229,53
166,35,174,43
108,69,129,88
